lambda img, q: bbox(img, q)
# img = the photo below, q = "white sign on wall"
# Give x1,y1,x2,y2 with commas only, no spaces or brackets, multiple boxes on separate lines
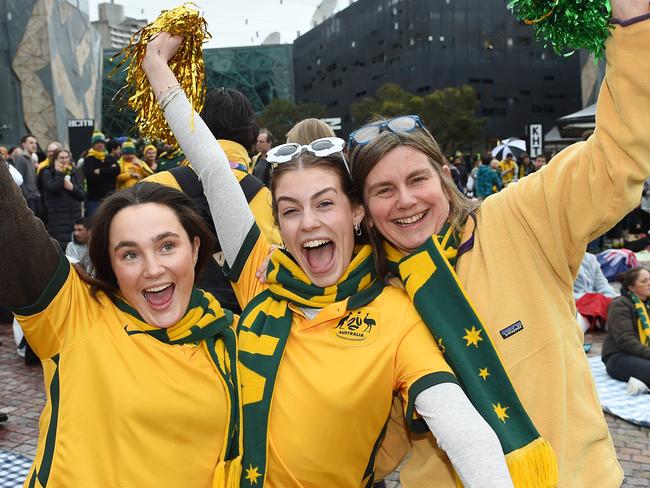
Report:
529,124,543,157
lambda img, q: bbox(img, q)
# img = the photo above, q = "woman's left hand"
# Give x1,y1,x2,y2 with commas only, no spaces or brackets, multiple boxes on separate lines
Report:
256,245,281,284
144,32,184,66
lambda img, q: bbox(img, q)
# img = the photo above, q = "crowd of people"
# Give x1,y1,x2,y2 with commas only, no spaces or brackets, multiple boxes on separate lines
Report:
1,2,650,487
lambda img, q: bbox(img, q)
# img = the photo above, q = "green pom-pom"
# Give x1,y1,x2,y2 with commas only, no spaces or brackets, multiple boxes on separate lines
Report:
508,0,612,58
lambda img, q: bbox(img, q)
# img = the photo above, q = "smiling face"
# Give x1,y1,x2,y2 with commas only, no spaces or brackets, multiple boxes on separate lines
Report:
275,166,364,287
109,203,200,328
144,148,157,163
364,146,451,255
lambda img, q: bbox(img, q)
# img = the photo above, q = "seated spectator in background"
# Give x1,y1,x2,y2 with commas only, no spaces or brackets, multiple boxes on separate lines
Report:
574,252,619,332
157,142,186,172
498,152,518,186
65,217,92,273
142,144,158,172
116,140,153,190
475,155,502,198
84,131,119,217
602,267,650,395
42,148,85,250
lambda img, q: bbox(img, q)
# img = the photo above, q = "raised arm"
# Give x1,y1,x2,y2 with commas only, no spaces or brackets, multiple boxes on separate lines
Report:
0,159,60,308
487,10,650,287
142,33,254,268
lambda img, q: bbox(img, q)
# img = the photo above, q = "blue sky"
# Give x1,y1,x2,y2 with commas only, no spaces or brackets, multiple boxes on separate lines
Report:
88,0,343,48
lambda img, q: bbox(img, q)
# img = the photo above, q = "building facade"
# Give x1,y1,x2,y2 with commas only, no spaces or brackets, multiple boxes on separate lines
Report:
0,0,102,146
92,2,146,51
293,0,583,140
103,44,294,136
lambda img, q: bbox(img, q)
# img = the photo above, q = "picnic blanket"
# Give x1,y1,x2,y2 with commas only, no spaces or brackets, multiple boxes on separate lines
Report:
0,449,31,487
588,356,650,427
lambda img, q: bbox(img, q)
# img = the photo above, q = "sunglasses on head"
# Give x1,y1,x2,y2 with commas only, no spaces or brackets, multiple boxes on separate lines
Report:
348,115,424,149
266,137,350,175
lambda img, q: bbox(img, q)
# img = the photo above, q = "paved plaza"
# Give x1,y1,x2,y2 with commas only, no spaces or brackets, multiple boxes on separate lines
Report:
1,322,649,486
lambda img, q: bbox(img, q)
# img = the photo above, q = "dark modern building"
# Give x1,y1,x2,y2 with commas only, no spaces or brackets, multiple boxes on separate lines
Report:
103,44,293,136
293,0,583,141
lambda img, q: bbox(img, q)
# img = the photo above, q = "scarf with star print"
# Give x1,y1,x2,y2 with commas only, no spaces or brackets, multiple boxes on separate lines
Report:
384,217,558,488
236,241,384,487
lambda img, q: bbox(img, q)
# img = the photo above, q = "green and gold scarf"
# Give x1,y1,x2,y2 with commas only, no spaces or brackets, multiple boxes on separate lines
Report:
86,148,106,162
384,218,558,488
113,288,243,488
622,289,650,346
237,244,384,487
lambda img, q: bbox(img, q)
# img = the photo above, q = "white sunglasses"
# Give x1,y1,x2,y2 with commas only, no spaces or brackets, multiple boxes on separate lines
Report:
266,137,350,175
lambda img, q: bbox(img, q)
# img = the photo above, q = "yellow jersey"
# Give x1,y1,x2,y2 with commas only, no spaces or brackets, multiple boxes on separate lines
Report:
231,229,455,487
13,256,230,488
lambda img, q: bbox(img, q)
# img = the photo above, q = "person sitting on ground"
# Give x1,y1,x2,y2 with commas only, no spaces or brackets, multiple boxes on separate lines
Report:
574,252,619,332
603,267,650,395
116,140,154,190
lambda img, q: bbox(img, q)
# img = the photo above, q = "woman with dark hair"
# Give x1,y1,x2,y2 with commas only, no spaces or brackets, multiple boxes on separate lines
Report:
41,148,85,250
602,268,650,394
347,3,649,487
144,32,514,488
0,168,242,487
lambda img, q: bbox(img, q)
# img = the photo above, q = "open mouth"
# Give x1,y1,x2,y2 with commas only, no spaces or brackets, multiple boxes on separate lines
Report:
393,210,428,227
142,283,175,309
302,239,336,274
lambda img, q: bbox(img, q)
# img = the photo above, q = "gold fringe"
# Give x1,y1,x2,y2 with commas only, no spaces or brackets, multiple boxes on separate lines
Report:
212,457,242,488
112,3,210,144
505,438,558,488
453,438,557,487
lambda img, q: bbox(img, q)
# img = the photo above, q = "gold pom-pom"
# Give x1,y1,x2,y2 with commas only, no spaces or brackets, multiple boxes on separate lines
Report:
113,3,210,144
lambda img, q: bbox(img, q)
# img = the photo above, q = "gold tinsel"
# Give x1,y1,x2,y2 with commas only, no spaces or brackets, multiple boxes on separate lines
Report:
112,3,210,144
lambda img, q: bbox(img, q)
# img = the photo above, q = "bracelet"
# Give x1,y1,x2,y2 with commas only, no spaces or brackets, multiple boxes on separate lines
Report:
157,85,183,111
155,83,181,103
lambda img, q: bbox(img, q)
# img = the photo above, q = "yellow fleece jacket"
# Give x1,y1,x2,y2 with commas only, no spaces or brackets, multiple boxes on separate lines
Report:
384,20,650,488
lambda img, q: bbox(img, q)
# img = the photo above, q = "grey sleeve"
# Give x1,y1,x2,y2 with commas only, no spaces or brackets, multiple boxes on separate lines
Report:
162,91,255,266
415,383,514,488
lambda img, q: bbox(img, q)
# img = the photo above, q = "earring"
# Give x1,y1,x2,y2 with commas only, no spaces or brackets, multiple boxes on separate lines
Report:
354,223,362,236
